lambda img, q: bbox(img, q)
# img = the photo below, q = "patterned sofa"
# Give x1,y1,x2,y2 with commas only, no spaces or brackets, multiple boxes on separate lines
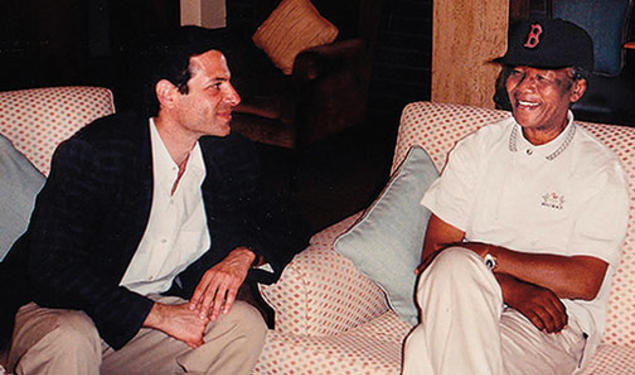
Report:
1,89,632,374
252,101,635,375
0,86,115,373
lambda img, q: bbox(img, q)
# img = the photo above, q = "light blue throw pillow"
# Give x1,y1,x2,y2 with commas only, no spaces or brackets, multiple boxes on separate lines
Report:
334,146,438,325
0,134,45,261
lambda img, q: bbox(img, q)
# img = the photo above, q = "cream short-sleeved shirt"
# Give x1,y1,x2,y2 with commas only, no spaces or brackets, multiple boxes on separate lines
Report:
421,112,629,358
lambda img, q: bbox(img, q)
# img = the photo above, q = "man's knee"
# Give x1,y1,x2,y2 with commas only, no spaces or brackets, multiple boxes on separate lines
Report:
225,301,267,346
180,301,266,373
10,307,101,373
49,310,101,350
416,247,501,309
426,247,484,279
23,309,101,364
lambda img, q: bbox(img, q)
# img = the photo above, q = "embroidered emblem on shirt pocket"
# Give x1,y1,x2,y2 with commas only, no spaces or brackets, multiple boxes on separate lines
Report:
541,192,565,210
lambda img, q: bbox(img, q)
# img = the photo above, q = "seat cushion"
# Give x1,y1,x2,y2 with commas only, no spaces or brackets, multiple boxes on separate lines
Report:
253,310,411,375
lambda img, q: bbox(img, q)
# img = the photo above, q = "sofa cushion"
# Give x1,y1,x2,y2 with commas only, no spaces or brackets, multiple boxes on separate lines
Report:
0,134,45,261
253,310,411,374
252,0,339,75
334,145,438,325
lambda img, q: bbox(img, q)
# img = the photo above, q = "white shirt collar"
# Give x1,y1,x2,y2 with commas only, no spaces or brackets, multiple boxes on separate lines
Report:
149,118,205,195
508,110,577,161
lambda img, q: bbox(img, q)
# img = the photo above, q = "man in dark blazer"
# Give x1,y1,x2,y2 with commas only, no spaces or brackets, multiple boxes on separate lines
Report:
1,27,309,374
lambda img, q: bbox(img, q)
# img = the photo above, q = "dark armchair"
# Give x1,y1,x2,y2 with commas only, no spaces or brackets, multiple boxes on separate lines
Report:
222,0,385,149
115,0,384,149
552,0,635,126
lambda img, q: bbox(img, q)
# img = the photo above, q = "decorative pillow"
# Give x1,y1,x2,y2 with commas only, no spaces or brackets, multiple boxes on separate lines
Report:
334,146,439,325
0,134,45,261
252,0,339,75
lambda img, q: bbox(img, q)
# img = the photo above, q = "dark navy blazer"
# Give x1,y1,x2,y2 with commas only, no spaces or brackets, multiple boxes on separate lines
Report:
1,112,309,349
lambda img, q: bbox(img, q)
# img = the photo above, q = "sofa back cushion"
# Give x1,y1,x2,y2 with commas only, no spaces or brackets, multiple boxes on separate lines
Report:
0,86,115,176
0,134,45,260
334,146,438,326
395,101,634,348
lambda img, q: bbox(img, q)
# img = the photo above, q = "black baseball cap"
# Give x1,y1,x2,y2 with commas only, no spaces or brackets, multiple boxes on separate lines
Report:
495,18,594,72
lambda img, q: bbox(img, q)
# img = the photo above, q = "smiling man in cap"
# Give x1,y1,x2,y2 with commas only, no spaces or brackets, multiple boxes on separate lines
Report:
401,19,629,375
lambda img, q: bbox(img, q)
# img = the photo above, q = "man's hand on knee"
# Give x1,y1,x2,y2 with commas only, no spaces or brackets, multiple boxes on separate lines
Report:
189,247,256,322
143,302,209,349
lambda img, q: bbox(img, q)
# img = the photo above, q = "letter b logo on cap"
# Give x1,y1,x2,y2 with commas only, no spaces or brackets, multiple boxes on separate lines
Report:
524,23,543,48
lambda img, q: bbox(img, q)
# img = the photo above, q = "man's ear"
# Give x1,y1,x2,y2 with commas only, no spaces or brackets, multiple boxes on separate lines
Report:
569,78,587,104
155,79,178,110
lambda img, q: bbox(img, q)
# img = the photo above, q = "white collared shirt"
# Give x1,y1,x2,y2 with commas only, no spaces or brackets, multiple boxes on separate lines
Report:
120,119,211,295
421,111,629,361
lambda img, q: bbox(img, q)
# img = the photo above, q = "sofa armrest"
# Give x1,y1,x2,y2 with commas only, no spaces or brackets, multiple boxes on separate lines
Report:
259,214,388,336
0,86,115,176
292,38,367,81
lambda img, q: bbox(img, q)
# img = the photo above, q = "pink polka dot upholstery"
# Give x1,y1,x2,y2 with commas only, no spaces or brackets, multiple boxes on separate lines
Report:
260,214,389,337
253,311,411,375
575,344,635,375
393,101,509,173
0,86,115,176
254,101,635,374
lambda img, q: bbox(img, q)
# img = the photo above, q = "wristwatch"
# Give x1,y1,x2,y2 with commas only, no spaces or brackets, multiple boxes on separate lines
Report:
484,253,497,271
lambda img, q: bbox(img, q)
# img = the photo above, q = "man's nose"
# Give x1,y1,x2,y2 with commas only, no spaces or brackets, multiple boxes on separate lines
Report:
225,84,241,107
516,73,538,90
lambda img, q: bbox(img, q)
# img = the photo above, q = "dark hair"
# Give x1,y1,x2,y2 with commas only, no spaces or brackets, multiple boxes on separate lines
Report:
493,67,513,110
126,26,231,117
569,66,589,82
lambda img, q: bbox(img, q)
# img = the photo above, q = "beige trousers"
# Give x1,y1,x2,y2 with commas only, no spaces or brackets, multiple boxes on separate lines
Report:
8,296,266,375
402,247,586,375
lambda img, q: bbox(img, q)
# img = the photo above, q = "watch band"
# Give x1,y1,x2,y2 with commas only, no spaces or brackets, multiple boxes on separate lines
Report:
484,253,497,271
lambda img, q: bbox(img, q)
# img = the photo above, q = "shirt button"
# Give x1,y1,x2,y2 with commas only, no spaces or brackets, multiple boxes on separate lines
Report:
526,149,533,155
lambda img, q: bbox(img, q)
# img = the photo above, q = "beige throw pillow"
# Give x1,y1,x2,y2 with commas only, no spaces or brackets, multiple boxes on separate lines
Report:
252,0,339,75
